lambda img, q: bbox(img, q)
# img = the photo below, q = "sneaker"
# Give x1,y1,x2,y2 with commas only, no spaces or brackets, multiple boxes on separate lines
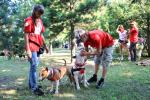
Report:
33,88,44,96
37,85,42,89
96,78,104,89
121,56,124,61
87,74,97,83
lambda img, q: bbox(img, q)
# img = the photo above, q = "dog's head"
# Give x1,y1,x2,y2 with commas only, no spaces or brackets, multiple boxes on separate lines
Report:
39,67,49,81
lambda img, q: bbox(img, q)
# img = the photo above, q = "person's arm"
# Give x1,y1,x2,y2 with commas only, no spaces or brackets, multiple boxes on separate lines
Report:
116,26,120,34
85,46,88,52
83,38,102,56
82,47,102,56
124,30,128,40
41,34,49,53
24,33,31,59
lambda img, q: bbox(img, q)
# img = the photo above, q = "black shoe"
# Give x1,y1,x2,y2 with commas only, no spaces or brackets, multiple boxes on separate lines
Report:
33,88,44,96
87,74,97,83
37,85,42,89
96,78,104,89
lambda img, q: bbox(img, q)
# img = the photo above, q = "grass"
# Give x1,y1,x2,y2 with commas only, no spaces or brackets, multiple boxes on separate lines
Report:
0,48,150,100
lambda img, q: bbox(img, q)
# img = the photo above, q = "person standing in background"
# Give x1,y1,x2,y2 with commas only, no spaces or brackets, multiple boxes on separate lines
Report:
116,25,128,60
129,21,139,62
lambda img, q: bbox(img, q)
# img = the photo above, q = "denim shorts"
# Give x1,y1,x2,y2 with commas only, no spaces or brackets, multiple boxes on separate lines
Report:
94,47,113,67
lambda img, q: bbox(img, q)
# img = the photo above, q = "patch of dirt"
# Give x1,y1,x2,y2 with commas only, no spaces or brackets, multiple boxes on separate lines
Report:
136,59,150,66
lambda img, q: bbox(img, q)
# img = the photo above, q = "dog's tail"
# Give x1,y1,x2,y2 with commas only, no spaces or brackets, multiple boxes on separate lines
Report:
62,59,66,66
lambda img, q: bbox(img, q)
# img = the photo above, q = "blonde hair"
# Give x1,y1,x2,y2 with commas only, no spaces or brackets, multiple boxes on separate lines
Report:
118,25,124,28
117,25,124,31
130,21,138,28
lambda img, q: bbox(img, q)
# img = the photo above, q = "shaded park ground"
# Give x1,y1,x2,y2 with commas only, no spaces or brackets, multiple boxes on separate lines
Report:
0,48,150,100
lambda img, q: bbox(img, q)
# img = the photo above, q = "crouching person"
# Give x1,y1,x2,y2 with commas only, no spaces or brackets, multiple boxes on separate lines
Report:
74,29,114,89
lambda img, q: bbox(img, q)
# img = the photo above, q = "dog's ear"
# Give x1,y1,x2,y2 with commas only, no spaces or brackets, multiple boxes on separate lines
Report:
45,67,48,71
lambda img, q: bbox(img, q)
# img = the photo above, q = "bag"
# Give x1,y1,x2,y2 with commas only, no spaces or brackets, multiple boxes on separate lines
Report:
29,39,45,56
37,46,45,55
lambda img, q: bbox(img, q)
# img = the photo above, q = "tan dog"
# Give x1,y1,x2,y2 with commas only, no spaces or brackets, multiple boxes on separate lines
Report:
39,59,69,94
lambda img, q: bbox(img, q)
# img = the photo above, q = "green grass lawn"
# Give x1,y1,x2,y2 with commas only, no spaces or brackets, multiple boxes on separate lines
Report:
0,48,150,100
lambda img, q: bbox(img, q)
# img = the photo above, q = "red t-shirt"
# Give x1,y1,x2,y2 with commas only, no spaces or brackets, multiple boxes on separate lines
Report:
24,16,45,51
129,27,138,43
84,30,114,49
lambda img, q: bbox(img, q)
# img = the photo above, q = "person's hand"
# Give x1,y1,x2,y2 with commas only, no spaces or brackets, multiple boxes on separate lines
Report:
27,50,32,60
81,50,88,56
45,46,49,53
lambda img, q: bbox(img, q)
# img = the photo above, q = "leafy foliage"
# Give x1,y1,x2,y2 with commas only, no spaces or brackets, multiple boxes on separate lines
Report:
0,0,150,56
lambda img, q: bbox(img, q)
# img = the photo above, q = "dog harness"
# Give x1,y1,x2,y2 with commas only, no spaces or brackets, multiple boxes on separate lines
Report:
71,67,85,76
47,67,66,81
71,50,87,76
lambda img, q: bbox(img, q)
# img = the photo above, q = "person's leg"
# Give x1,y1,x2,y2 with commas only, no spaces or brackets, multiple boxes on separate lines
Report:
102,67,107,79
129,43,134,61
29,52,43,95
29,52,38,91
120,43,123,60
133,43,137,61
96,47,113,89
88,55,101,83
94,64,99,75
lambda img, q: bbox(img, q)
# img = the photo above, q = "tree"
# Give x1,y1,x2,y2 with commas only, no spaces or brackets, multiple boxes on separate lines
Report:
0,0,35,59
37,0,100,62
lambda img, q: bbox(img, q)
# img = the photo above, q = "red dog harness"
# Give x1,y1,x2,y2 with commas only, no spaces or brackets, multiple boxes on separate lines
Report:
74,62,86,74
47,67,66,81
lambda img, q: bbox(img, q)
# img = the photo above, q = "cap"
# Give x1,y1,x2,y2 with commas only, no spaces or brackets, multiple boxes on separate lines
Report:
74,29,86,39
74,29,86,45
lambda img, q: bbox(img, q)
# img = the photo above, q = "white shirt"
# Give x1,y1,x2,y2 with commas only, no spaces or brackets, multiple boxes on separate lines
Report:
119,30,127,40
34,20,42,35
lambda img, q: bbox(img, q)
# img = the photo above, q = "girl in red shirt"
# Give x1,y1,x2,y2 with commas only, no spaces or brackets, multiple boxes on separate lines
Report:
24,5,48,96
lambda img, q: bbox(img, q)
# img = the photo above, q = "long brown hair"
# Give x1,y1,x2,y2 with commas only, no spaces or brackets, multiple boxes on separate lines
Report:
32,5,44,25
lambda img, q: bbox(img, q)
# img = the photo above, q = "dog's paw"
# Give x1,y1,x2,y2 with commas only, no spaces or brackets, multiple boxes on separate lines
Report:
49,89,54,94
76,87,80,90
54,91,59,94
86,82,90,86
84,84,88,88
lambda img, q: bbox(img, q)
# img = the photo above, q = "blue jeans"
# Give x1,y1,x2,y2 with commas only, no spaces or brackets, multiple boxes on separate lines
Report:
28,52,39,91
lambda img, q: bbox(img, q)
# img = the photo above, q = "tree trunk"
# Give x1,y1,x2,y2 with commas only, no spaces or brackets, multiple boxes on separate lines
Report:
146,13,150,56
70,20,75,63
49,40,53,55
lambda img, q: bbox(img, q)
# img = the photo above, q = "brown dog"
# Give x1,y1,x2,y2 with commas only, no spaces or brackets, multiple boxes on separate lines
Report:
39,59,69,94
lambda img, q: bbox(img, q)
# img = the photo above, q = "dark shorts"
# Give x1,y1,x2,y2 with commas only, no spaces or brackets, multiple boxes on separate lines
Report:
118,39,128,44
